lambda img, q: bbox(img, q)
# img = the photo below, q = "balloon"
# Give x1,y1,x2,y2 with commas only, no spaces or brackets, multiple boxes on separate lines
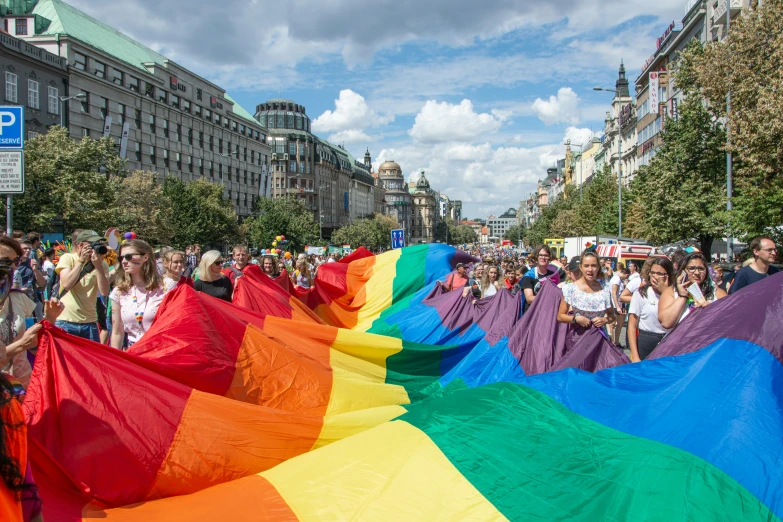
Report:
284,251,291,259
272,241,277,247
275,235,281,241
276,249,281,255
281,235,285,241
124,232,133,240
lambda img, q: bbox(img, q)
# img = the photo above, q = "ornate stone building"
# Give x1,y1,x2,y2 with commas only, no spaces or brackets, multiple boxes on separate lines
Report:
410,171,438,245
378,160,411,241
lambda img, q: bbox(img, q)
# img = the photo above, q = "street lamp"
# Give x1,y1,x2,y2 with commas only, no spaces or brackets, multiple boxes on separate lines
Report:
58,93,86,129
593,87,623,237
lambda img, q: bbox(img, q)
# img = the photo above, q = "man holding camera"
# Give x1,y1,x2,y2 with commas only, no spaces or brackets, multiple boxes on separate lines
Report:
54,230,110,342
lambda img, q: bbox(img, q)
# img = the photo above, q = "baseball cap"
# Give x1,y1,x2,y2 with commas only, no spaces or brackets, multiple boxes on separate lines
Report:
567,257,581,272
75,230,103,244
455,263,465,269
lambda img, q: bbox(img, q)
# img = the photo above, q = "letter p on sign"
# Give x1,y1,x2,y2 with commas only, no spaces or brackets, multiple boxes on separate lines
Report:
0,111,16,135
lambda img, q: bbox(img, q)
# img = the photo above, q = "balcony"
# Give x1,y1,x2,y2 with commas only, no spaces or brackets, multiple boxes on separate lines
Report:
713,0,743,25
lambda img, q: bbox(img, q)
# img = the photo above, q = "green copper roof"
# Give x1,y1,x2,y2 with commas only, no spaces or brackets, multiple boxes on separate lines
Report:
223,93,259,128
32,0,167,72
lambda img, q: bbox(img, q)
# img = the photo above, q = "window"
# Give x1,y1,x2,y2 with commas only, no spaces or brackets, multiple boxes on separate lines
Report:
171,94,179,109
100,97,108,118
5,72,17,103
198,158,203,175
176,123,182,142
224,117,229,129
286,112,294,128
219,163,224,179
15,18,28,35
150,146,156,164
134,109,141,129
26,131,38,140
112,68,123,85
198,131,204,148
94,61,106,79
243,170,247,184
232,121,237,131
240,124,245,134
276,113,284,128
209,135,214,151
158,90,168,104
194,105,201,117
145,82,154,98
129,76,139,92
163,149,169,167
118,103,126,124
182,99,191,112
82,128,90,138
74,52,87,71
80,92,89,113
215,115,221,126
27,79,38,109
149,114,155,133
208,161,213,177
162,119,168,137
295,115,302,130
204,109,211,120
244,147,247,161
188,128,193,145
251,172,255,186
48,86,58,114
234,143,239,158
218,138,223,153
290,160,296,172
258,114,267,127
289,142,296,155
251,150,255,164
188,155,193,172
300,161,305,174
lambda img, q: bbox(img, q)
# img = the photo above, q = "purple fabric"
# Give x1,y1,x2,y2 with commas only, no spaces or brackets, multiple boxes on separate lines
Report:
508,281,629,375
426,284,523,345
22,460,42,522
650,272,783,364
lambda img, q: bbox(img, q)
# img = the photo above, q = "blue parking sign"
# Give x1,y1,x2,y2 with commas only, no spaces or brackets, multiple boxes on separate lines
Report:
391,229,405,249
0,107,24,150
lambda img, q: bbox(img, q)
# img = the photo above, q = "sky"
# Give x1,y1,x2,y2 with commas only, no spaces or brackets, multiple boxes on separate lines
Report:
69,0,688,220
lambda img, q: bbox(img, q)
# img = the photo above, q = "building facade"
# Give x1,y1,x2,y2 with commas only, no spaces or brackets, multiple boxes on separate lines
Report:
451,200,462,223
366,149,386,215
4,0,271,219
410,171,438,244
0,28,67,139
603,62,638,183
487,208,517,239
378,160,412,242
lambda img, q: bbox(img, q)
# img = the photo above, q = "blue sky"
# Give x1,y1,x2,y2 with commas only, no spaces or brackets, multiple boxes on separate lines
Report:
71,0,687,219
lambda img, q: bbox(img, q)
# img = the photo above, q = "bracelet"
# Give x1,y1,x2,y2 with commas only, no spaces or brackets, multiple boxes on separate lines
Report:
572,315,576,324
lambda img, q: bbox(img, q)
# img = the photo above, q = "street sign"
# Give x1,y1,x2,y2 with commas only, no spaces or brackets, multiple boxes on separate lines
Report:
0,106,24,150
391,229,405,249
0,151,24,194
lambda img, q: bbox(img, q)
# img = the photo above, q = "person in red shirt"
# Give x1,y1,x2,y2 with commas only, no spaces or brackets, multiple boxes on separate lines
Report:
222,245,251,285
504,263,518,290
443,263,469,292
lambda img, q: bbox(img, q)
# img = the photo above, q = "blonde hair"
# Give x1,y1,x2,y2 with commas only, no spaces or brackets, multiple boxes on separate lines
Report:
115,240,162,293
198,250,224,282
481,265,502,292
163,249,186,279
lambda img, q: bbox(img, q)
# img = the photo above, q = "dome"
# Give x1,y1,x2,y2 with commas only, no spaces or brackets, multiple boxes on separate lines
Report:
378,160,402,177
416,171,430,189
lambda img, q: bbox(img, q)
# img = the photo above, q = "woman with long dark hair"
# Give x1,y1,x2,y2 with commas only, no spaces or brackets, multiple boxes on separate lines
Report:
110,240,174,349
557,250,615,332
628,257,675,362
659,252,726,329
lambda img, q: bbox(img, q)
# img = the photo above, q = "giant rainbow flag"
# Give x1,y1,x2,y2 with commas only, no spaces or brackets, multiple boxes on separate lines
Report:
19,245,783,521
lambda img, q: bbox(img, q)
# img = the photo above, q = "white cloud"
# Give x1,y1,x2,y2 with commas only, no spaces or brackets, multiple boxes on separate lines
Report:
563,127,596,146
531,87,581,125
327,129,373,144
312,89,391,133
409,100,508,144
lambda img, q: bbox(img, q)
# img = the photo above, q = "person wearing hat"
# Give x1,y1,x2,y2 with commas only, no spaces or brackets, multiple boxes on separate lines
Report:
54,230,110,342
558,257,582,289
443,263,468,292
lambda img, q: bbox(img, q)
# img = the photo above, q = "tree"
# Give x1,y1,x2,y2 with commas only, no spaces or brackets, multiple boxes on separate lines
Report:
245,196,319,252
503,224,525,244
451,224,478,245
114,171,174,246
5,127,124,234
434,219,449,243
331,214,398,251
676,8,783,244
623,93,727,253
163,177,239,249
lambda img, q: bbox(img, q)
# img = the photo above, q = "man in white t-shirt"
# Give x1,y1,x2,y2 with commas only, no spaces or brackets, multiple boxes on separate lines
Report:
620,261,642,305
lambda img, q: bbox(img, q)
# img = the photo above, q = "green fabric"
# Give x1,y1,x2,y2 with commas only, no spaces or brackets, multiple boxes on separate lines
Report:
384,340,459,402
401,382,778,522
391,244,429,304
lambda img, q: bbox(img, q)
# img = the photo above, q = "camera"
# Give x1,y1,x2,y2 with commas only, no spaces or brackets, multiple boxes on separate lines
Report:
91,241,108,256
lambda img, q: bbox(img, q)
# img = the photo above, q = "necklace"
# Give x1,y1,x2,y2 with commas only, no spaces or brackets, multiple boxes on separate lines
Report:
132,286,147,328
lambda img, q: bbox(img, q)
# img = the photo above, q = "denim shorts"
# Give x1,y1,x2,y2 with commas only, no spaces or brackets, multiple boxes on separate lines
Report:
55,320,100,343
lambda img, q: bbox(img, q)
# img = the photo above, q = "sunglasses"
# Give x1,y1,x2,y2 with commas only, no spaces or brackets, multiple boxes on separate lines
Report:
0,257,20,267
213,260,224,266
121,253,142,261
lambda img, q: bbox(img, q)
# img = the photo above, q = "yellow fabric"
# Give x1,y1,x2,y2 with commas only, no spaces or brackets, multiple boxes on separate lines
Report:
55,253,109,323
326,348,409,416
312,405,407,450
332,328,403,367
354,249,401,331
263,420,506,521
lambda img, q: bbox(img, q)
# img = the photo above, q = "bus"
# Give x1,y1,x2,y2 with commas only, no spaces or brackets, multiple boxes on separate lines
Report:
544,238,565,259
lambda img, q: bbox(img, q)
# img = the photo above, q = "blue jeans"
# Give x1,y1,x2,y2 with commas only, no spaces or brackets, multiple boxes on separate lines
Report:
55,320,100,343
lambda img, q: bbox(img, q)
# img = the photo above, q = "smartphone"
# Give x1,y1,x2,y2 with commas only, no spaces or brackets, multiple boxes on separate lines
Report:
681,272,689,283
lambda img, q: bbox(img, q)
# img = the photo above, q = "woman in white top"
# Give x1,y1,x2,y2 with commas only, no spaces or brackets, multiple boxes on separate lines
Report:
480,265,502,298
628,258,674,362
608,265,628,345
658,252,726,330
110,240,175,350
557,250,615,332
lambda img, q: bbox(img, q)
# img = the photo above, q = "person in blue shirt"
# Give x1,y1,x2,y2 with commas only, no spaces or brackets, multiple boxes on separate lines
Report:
729,236,779,294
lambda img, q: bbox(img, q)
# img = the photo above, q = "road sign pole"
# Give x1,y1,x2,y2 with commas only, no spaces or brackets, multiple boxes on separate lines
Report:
6,195,11,235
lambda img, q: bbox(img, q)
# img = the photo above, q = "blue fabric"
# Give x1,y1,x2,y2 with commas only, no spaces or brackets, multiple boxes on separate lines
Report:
520,338,783,520
55,320,100,343
438,336,526,389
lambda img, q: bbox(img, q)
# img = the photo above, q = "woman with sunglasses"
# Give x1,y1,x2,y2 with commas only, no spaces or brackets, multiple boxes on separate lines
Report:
627,258,675,362
0,237,63,387
659,252,727,329
162,250,194,288
110,240,174,350
193,250,233,302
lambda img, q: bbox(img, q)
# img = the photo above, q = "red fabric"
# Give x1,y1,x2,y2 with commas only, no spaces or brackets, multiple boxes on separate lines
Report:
292,247,375,310
176,275,194,288
233,266,323,324
222,264,251,285
24,323,191,507
0,399,25,522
